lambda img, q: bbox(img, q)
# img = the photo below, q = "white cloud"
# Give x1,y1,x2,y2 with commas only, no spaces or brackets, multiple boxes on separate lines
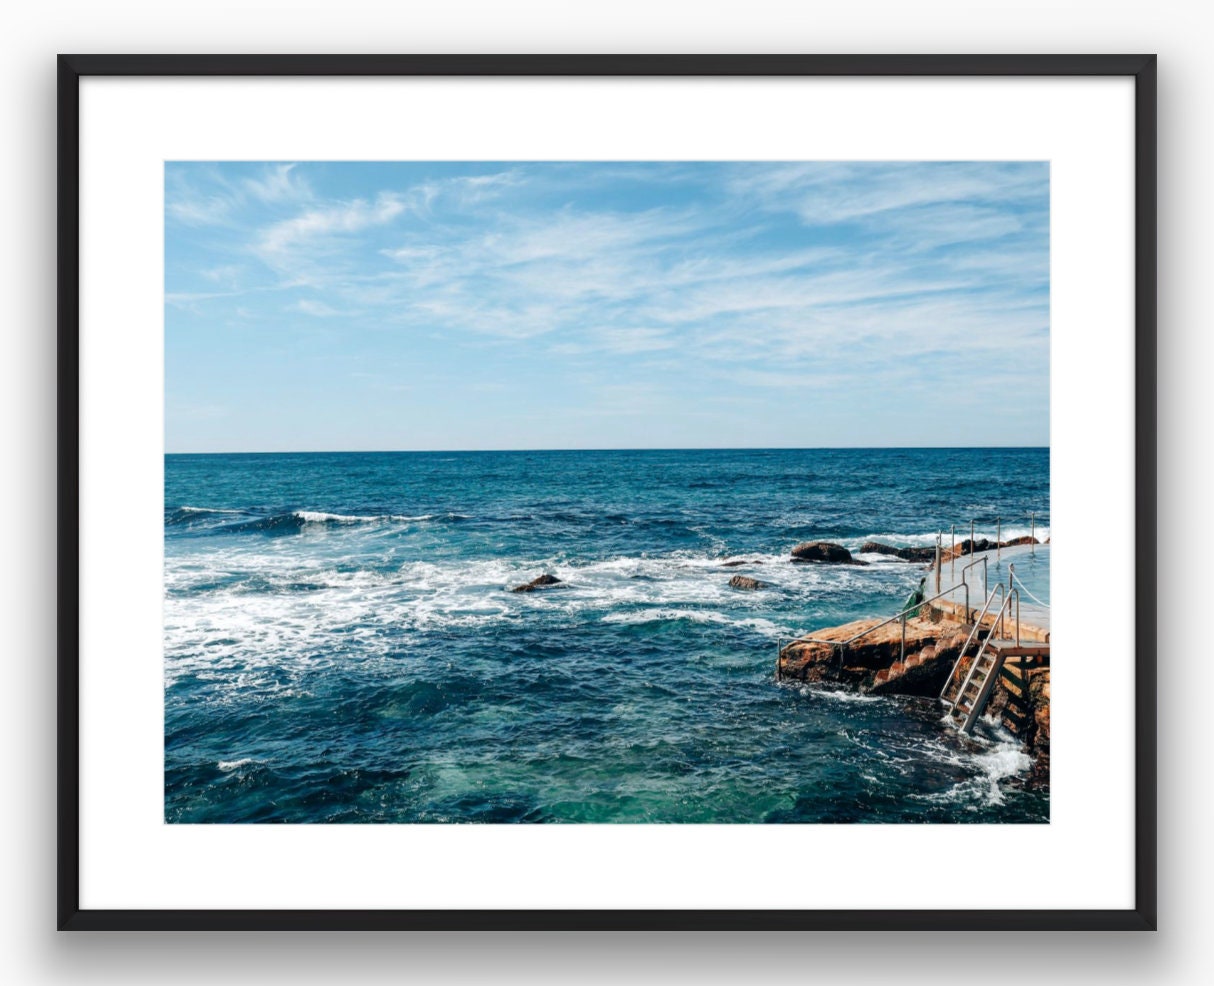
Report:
174,162,1047,398
166,163,311,228
166,193,232,227
728,162,1046,226
259,193,407,258
242,163,312,205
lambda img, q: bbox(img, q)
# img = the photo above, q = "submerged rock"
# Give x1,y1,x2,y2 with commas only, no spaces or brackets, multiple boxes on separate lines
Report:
511,574,563,593
721,559,764,568
789,541,866,565
728,575,770,591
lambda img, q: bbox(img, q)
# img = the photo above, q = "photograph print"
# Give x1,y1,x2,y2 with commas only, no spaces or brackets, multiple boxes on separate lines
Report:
164,160,1050,824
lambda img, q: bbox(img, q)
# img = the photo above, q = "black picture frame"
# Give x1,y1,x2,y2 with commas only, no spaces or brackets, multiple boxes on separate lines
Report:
57,53,1157,932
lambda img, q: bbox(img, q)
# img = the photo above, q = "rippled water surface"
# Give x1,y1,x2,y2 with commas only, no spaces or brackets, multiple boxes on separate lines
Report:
165,448,1049,823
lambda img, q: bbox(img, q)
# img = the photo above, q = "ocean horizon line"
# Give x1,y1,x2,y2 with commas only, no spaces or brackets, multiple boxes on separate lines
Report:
165,444,1051,457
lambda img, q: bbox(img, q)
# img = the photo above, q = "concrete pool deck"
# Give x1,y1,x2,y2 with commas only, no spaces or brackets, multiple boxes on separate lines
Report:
932,542,1050,637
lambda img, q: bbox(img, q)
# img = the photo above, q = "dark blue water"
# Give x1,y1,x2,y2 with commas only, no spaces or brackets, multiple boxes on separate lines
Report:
164,448,1049,823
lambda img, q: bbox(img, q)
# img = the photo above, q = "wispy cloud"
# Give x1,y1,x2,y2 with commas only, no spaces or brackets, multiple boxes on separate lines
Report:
166,162,314,227
165,161,1049,451
242,163,312,205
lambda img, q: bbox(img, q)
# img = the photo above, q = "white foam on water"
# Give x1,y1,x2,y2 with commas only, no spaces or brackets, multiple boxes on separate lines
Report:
177,505,246,515
912,728,1034,807
971,740,1034,805
216,758,257,771
804,686,885,705
163,541,918,701
848,524,1050,550
293,510,390,524
600,608,783,635
852,531,949,548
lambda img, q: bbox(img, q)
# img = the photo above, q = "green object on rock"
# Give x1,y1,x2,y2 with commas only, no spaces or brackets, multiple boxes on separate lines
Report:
902,576,927,618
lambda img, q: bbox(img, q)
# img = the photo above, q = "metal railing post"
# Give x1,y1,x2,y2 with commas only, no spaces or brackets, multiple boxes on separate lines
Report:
1009,564,1021,646
935,533,942,594
950,525,956,580
786,581,1000,673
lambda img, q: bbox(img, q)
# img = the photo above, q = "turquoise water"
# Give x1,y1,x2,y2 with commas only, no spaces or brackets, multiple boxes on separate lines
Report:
164,447,1049,823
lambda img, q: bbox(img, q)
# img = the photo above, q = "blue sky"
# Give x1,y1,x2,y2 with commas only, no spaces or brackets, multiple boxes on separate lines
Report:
165,161,1049,452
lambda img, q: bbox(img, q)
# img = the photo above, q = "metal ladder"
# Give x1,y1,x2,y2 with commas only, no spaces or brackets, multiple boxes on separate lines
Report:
939,590,1015,733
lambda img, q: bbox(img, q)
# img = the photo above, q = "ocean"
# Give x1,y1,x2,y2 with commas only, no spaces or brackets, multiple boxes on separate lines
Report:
164,447,1050,824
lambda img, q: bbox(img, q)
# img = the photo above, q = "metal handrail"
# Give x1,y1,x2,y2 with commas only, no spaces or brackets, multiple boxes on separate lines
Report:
775,582,971,681
984,584,1021,645
959,555,988,614
789,584,966,651
1008,562,1050,610
943,587,1020,729
774,510,1047,684
938,583,1003,701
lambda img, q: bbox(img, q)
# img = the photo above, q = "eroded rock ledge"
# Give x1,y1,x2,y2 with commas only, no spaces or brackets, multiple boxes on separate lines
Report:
779,615,1050,788
939,535,1040,562
779,614,967,695
859,535,1042,563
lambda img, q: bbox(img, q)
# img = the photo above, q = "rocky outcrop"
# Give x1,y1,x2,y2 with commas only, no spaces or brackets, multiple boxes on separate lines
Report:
790,541,867,565
940,538,994,561
511,574,563,593
940,535,1041,561
982,663,1051,789
859,541,937,562
781,608,1051,790
1000,535,1041,548
728,575,770,591
779,615,969,695
721,559,764,568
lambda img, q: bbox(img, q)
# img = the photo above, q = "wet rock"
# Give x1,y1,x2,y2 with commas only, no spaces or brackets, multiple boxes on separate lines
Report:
940,537,995,561
779,615,966,693
728,575,770,591
1000,535,1040,548
789,541,866,565
981,663,1050,789
511,574,563,593
859,541,937,562
721,559,764,568
940,535,1043,562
